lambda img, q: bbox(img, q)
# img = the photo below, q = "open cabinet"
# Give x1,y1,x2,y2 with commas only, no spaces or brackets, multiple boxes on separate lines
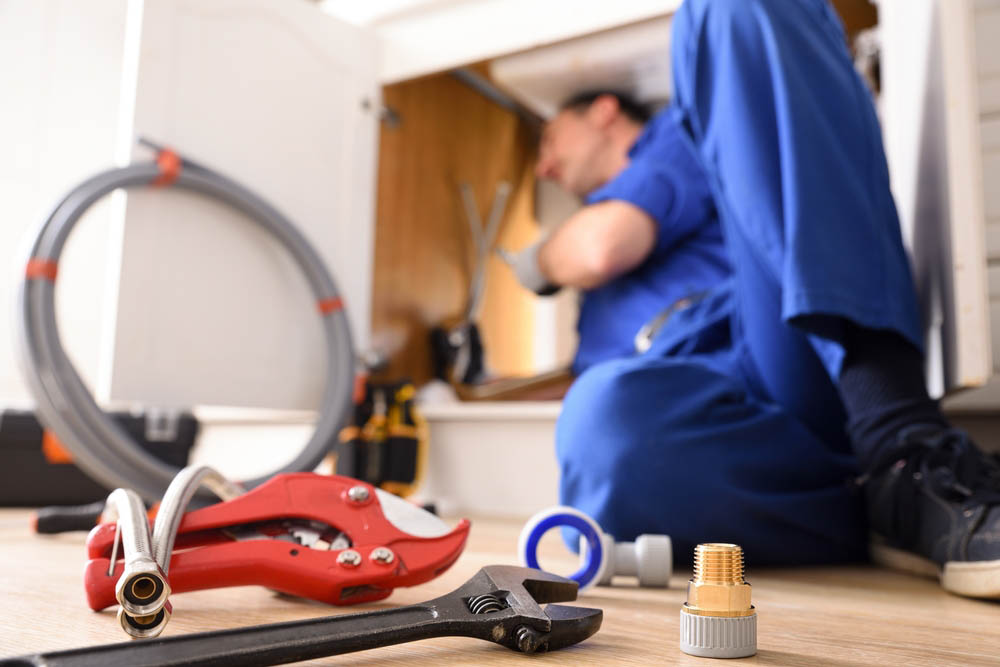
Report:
102,0,380,411
98,0,897,407
100,0,685,409
10,0,929,516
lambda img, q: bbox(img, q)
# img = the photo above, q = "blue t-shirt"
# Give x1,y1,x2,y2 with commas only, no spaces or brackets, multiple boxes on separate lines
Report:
572,105,731,374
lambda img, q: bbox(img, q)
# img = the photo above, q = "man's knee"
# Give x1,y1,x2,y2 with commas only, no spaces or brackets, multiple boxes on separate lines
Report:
556,358,661,464
555,357,727,482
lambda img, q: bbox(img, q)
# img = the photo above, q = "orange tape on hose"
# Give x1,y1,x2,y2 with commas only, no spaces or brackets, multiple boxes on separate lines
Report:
152,149,182,187
25,258,58,281
41,430,74,464
318,297,344,315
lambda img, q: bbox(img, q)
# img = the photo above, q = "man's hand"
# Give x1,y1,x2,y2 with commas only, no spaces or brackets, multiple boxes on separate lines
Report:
498,242,560,296
537,200,657,289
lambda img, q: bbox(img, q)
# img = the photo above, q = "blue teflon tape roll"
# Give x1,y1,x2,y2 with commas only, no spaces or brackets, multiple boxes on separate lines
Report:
519,507,604,590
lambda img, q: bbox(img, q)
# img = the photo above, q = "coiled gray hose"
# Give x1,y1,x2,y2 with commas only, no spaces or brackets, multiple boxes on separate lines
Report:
16,145,355,501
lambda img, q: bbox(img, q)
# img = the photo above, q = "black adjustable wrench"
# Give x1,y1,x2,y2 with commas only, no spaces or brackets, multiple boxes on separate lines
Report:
0,565,602,666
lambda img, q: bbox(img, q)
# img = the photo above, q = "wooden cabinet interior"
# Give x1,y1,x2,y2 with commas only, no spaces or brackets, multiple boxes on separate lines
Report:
370,1,876,389
372,67,543,386
830,0,878,40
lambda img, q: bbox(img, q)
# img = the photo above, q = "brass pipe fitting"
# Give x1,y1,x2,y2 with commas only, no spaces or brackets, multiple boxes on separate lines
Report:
679,543,757,658
118,600,172,640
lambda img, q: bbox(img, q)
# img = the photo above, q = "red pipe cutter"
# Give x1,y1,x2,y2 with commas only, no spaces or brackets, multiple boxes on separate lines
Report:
84,473,471,611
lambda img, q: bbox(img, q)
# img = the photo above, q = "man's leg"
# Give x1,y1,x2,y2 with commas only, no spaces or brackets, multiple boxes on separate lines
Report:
557,353,866,565
670,0,1000,596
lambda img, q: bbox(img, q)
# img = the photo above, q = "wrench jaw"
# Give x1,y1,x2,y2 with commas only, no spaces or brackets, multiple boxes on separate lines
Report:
535,603,603,652
467,606,603,655
480,565,581,609
445,566,604,654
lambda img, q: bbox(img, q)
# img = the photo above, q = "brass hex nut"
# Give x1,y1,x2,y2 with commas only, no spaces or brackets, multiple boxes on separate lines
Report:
684,580,754,617
118,599,173,639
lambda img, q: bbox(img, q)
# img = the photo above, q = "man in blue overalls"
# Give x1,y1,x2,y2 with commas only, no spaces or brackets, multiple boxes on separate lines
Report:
523,0,1000,599
509,91,731,374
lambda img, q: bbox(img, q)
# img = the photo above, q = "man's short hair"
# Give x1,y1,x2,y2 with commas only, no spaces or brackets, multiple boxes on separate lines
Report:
560,90,653,125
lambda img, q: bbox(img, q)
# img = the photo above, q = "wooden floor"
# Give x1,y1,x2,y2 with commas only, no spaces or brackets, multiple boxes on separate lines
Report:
1,509,999,666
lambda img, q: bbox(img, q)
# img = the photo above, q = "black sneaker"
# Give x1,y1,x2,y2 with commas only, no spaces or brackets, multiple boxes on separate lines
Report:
862,427,1000,598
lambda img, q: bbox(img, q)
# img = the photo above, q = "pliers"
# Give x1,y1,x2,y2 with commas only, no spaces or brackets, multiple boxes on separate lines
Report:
83,473,470,611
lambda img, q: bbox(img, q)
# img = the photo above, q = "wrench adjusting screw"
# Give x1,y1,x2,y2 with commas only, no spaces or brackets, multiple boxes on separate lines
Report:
337,549,362,567
347,485,370,504
371,547,395,564
515,625,547,654
679,543,757,658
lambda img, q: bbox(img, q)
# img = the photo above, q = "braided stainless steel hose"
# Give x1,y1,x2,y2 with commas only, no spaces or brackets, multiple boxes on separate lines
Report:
102,488,169,620
117,465,243,638
152,465,244,573
16,142,355,502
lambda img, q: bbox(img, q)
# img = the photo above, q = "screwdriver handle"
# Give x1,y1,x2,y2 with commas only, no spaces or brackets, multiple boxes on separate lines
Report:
33,501,105,534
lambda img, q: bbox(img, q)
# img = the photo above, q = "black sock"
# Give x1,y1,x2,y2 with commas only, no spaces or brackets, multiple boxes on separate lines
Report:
836,326,949,469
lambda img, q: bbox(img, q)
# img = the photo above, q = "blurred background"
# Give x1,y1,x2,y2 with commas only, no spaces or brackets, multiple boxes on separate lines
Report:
1,0,998,517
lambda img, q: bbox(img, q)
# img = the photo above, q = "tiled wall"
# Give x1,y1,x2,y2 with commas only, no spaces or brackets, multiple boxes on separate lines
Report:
976,1,1000,369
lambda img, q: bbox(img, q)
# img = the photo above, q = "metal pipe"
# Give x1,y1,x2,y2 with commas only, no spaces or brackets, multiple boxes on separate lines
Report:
451,68,543,131
464,181,511,323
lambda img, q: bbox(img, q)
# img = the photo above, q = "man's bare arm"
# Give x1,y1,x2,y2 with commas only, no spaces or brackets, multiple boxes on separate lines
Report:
537,200,657,289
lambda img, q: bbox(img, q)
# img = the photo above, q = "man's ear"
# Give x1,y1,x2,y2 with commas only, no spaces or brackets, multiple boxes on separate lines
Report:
587,94,621,128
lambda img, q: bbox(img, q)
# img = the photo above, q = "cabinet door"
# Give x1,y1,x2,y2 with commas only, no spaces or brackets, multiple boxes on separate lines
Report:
0,0,129,404
102,0,378,410
879,0,992,401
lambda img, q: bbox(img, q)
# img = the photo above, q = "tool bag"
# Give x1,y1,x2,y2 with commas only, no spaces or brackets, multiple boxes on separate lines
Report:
335,380,426,497
0,409,198,506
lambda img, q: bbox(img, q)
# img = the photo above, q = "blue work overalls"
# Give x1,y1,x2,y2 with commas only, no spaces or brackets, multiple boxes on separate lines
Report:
557,0,923,565
573,105,730,374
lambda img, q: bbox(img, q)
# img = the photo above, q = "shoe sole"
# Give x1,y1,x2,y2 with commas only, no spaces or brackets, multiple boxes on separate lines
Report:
870,538,1000,599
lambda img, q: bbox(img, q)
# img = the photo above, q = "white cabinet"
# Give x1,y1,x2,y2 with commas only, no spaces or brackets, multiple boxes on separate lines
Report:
106,1,682,411
319,0,680,86
104,0,379,410
489,16,674,119
1,0,129,406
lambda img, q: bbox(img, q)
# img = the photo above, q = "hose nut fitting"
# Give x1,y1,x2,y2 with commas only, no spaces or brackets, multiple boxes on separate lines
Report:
118,599,173,639
116,558,171,618
679,543,756,659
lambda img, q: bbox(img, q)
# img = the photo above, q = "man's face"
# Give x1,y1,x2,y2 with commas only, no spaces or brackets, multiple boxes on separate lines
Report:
535,108,608,198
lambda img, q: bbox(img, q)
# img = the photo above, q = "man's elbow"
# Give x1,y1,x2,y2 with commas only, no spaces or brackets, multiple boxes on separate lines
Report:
579,243,633,288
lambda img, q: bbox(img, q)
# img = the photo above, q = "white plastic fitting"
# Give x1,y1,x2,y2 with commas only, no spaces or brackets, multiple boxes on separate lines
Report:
583,532,673,587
